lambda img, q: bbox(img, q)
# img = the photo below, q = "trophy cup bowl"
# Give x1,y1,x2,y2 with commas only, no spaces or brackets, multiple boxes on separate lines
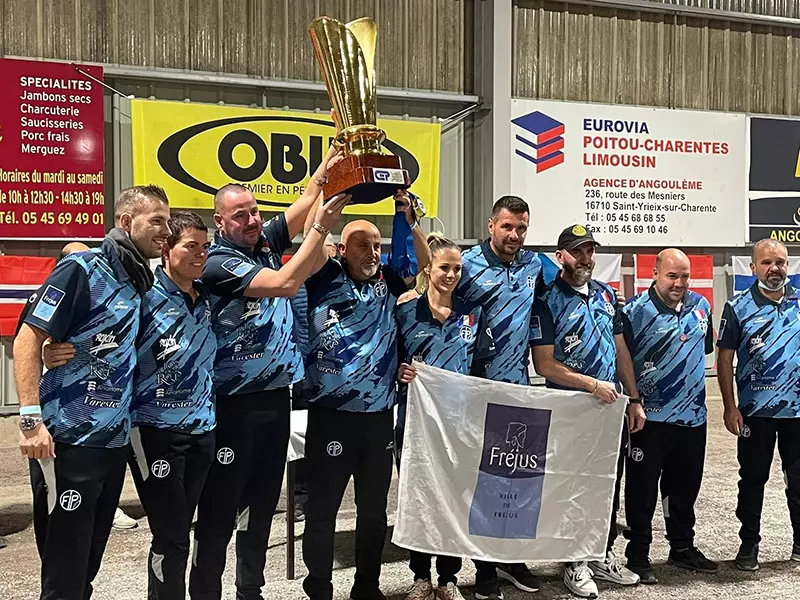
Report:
309,16,411,204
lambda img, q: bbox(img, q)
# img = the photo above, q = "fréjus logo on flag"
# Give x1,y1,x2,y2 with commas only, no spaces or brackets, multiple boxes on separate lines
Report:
394,364,627,563
469,403,550,539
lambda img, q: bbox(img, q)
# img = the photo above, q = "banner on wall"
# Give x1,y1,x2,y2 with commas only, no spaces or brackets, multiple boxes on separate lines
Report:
748,117,800,243
393,364,626,562
131,100,441,216
0,255,55,336
732,256,800,292
536,252,621,289
635,254,714,310
0,58,105,240
509,99,747,247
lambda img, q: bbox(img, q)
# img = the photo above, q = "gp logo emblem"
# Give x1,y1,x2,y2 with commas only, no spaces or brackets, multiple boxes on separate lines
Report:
151,460,171,478
60,490,82,512
217,447,235,464
630,447,645,462
327,441,343,457
740,425,751,438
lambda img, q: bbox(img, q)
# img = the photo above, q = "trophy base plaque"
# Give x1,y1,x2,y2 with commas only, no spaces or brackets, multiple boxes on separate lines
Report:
323,154,410,204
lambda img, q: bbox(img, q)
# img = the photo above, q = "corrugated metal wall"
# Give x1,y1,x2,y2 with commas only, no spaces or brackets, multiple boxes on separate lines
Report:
646,0,799,19
0,0,473,93
513,0,800,115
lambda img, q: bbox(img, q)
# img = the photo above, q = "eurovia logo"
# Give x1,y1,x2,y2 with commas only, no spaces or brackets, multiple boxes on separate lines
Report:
511,111,565,174
468,403,551,539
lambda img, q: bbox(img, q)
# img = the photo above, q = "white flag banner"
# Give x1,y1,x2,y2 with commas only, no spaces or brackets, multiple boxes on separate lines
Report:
393,364,627,563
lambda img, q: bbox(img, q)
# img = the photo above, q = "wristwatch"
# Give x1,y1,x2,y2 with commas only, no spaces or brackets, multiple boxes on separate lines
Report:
19,415,43,431
628,397,642,405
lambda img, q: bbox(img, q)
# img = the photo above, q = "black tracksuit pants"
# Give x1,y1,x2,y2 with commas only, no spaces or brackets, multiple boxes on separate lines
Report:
189,389,290,600
130,426,215,600
624,420,707,559
394,425,462,586
736,416,800,547
302,406,394,600
30,443,128,600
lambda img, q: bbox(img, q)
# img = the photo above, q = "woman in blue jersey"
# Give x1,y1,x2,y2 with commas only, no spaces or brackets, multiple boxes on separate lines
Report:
395,234,494,600
44,211,217,600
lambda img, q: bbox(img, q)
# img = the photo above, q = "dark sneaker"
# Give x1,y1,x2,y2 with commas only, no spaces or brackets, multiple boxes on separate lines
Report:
735,543,759,572
668,547,719,574
791,544,800,562
626,557,658,585
496,563,540,593
474,577,504,600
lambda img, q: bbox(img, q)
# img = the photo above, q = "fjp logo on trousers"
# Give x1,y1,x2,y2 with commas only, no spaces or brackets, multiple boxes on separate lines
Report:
327,441,343,457
59,490,82,511
151,460,171,478
630,447,645,462
217,447,235,464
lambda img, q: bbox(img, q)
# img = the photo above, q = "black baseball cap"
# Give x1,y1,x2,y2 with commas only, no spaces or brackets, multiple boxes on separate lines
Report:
557,224,601,251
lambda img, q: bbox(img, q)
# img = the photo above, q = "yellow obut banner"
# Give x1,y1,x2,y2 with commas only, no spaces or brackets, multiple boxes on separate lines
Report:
131,99,441,216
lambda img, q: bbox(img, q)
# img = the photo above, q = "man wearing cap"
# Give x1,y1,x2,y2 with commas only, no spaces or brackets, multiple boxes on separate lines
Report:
718,238,800,571
531,225,643,599
621,248,718,584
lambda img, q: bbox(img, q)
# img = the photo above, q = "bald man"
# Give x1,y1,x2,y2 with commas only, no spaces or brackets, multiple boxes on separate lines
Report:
621,249,717,583
718,239,800,571
300,191,430,600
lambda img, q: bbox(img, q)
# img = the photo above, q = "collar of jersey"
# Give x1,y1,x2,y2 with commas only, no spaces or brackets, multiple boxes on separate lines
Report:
647,284,697,316
554,272,603,297
479,239,525,268
213,230,268,257
154,265,209,303
415,292,467,326
750,281,799,307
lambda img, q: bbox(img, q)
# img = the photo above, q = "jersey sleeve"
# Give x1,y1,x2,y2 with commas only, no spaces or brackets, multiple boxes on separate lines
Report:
705,306,715,354
474,307,496,361
620,310,636,355
382,265,410,298
716,302,740,350
202,253,260,297
261,213,292,256
304,258,340,299
23,261,90,341
530,296,556,346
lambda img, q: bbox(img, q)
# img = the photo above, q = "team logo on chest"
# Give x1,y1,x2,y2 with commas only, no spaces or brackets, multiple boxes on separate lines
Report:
374,281,388,298
242,300,261,319
749,335,765,354
156,335,181,360
564,333,581,353
457,314,475,341
698,318,708,334
526,275,536,290
90,333,118,355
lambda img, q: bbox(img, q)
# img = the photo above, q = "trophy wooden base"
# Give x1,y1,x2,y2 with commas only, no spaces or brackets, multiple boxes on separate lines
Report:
322,154,411,204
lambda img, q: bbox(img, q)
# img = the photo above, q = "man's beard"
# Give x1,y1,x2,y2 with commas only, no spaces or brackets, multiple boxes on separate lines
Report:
565,263,593,286
346,258,378,280
759,273,786,291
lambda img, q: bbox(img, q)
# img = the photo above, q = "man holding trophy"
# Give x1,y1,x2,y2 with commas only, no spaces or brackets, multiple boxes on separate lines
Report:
300,16,431,600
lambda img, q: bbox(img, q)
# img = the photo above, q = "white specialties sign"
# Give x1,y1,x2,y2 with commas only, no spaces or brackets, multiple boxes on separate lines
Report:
509,99,747,246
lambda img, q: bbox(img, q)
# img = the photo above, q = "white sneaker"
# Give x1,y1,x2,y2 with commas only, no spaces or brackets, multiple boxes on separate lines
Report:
112,507,138,530
589,550,640,586
405,579,434,600
563,562,598,599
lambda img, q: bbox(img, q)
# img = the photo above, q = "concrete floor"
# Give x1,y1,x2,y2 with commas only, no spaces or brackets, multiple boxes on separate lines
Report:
1,389,799,600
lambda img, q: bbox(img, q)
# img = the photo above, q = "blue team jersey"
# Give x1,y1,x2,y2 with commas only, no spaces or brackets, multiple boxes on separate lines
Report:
621,287,714,426
458,241,542,384
305,259,407,412
24,241,141,448
531,275,621,389
718,283,800,418
131,267,216,433
395,295,495,425
202,214,304,396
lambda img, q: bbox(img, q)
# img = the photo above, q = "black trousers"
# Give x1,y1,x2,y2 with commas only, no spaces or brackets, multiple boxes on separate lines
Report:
736,416,800,546
302,406,394,600
30,443,128,600
130,426,215,600
624,420,707,559
394,425,462,586
189,389,290,600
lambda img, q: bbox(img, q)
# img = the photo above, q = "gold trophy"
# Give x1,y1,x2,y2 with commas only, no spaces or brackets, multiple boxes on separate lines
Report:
309,16,413,205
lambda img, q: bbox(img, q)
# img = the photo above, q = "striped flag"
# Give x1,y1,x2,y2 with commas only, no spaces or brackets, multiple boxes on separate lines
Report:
0,256,55,337
732,256,800,293
536,252,622,289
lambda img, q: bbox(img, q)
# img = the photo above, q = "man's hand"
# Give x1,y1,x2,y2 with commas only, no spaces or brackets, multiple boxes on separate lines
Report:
615,288,626,307
42,342,75,369
394,189,417,226
397,363,417,384
592,380,619,404
627,403,646,433
724,405,744,436
20,423,55,459
314,193,352,231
